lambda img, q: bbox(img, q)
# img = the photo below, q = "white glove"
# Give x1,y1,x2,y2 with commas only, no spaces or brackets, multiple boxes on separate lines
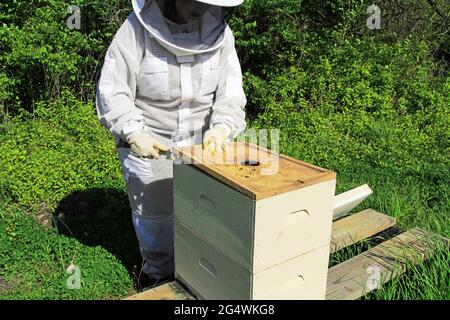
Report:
203,126,231,152
128,132,169,159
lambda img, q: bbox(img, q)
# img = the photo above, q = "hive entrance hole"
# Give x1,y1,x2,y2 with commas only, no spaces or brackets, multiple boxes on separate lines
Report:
241,160,260,166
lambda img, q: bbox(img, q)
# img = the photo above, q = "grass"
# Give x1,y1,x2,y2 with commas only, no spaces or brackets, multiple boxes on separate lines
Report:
329,231,449,300
363,239,450,300
261,113,449,300
0,101,448,300
0,203,135,299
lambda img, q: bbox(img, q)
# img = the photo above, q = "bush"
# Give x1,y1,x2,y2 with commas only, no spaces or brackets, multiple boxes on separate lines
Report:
0,91,123,209
0,0,131,114
246,36,450,174
229,0,449,78
2,0,447,116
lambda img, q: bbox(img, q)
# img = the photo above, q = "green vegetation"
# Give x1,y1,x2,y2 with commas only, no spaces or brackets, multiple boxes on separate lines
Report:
0,204,134,299
1,0,448,299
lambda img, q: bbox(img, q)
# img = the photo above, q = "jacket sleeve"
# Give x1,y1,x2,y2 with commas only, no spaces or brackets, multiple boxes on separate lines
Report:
95,13,146,142
209,27,247,139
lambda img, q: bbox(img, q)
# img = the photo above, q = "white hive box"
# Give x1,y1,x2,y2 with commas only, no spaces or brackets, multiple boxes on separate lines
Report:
173,142,336,300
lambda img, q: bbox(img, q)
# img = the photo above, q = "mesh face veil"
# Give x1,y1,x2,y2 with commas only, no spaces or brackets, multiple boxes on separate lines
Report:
132,0,228,56
190,2,209,18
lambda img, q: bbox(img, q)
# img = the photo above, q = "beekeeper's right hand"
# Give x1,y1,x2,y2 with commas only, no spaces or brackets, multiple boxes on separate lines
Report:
127,132,169,159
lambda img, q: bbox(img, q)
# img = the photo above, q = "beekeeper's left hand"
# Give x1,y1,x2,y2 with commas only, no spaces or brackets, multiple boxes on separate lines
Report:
203,126,231,152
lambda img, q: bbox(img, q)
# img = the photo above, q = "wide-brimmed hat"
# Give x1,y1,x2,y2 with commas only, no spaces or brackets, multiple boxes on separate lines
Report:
195,0,243,6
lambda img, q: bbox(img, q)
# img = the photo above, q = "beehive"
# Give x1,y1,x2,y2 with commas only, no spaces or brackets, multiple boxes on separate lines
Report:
172,142,336,300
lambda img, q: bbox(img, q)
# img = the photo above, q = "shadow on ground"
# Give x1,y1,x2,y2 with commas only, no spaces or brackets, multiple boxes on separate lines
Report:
53,188,142,276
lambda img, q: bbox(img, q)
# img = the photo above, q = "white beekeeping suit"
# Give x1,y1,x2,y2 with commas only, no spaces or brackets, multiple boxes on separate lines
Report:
95,0,246,282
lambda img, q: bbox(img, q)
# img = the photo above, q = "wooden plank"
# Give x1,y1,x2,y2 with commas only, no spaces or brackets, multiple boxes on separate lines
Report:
124,208,397,300
174,142,336,200
330,209,396,253
326,228,442,300
123,282,194,300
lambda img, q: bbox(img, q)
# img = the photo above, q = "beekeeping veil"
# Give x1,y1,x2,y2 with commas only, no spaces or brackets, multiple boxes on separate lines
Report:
132,0,230,56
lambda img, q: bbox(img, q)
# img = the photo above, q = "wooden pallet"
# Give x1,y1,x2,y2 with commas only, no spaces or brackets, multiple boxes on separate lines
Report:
124,208,444,300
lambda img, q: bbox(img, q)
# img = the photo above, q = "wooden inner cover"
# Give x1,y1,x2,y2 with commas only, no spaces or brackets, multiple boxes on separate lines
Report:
174,142,336,200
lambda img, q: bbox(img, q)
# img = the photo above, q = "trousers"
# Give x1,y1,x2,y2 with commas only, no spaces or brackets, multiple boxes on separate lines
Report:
117,131,202,280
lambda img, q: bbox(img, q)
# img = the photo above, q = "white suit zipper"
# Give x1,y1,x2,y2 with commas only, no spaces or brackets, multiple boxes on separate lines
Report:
176,54,196,146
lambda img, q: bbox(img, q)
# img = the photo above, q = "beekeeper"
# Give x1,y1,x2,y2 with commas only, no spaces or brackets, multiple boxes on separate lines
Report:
95,0,247,285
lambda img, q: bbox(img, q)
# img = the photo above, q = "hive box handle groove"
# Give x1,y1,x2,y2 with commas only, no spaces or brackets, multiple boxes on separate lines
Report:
199,194,216,211
284,209,310,227
199,257,217,278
